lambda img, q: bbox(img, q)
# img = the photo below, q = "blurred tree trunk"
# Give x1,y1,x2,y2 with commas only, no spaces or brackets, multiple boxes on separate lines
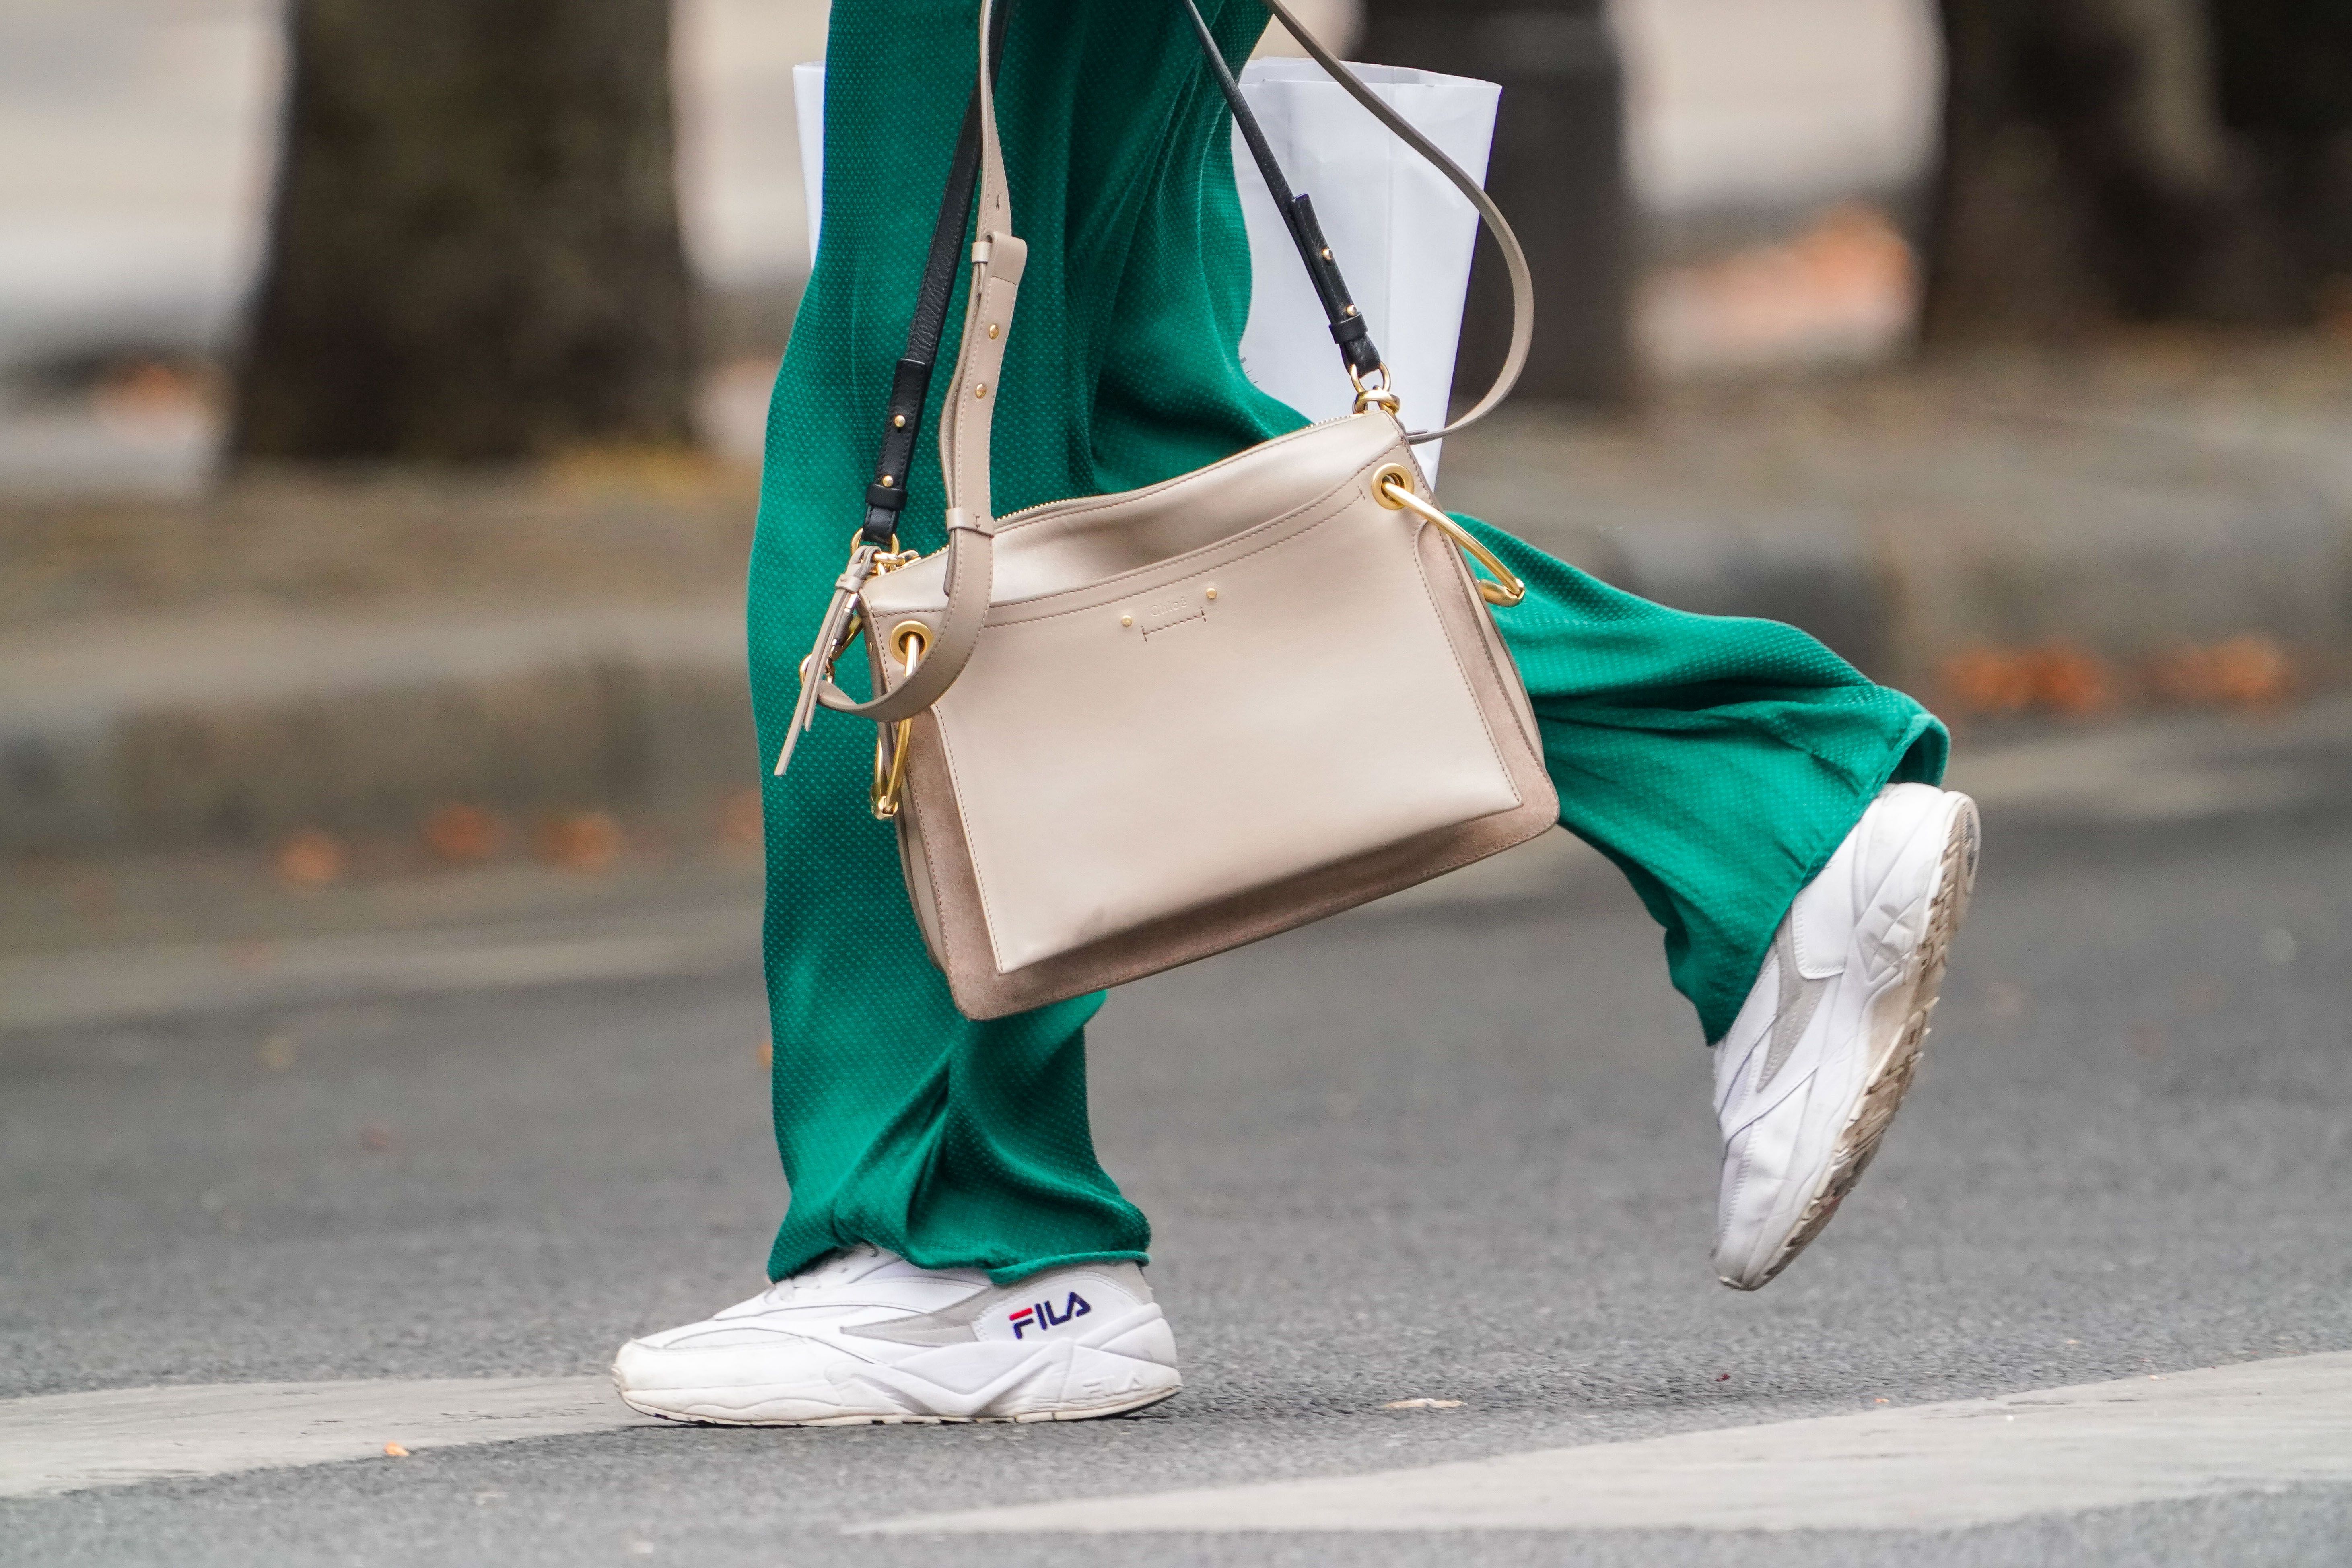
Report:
2210,2,2352,314
1922,0,2301,340
231,0,696,463
1357,0,1631,406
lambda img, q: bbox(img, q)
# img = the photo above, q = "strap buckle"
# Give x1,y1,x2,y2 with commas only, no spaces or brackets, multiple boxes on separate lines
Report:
1350,362,1401,416
797,607,865,688
847,526,921,576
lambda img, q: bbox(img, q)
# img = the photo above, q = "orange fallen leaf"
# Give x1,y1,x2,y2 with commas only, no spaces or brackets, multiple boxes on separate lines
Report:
2146,634,2294,709
275,829,347,889
719,787,765,848
2208,633,2293,707
2027,642,2114,717
422,803,504,865
1940,646,2036,716
383,1442,410,1457
536,810,625,871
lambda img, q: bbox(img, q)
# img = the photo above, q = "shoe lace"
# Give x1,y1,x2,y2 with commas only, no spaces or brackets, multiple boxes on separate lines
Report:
753,1243,881,1307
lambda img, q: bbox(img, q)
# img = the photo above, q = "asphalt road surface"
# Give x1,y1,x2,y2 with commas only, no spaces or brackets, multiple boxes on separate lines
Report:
4,704,2351,1566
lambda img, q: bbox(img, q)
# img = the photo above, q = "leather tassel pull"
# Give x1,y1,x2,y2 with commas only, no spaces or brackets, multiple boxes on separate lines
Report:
774,548,878,777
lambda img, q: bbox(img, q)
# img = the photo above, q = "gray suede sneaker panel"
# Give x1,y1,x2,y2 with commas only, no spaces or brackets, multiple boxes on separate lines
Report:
1757,921,1828,1090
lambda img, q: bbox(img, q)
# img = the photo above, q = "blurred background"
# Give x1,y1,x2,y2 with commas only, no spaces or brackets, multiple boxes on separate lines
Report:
9,15,2352,1555
4,0,2350,935
1,0,1946,484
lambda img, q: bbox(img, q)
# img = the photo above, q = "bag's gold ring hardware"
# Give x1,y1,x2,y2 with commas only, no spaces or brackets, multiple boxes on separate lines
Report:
846,527,920,575
871,624,930,819
799,608,865,686
1372,466,1526,607
1350,361,1400,415
871,723,914,819
844,526,909,559
888,621,931,666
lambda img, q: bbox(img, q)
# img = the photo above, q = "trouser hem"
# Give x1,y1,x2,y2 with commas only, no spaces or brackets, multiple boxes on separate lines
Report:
1701,710,1951,1044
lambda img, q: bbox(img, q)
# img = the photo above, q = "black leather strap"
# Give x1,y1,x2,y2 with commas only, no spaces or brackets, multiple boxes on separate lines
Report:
1175,0,1384,380
859,0,1013,545
861,0,1385,544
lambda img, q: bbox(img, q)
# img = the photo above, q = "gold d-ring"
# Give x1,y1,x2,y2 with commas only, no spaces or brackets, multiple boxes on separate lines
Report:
870,623,930,819
1372,466,1526,607
1350,362,1401,416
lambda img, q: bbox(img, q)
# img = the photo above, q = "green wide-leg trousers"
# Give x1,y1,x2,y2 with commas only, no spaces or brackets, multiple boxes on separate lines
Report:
743,0,1946,1286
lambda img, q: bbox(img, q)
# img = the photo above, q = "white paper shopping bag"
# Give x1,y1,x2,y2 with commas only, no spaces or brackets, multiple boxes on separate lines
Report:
791,58,1498,480
1232,60,1498,482
795,61,828,263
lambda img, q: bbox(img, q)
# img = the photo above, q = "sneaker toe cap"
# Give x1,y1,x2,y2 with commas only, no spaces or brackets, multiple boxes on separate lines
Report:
1712,1109,1813,1287
612,1330,842,1395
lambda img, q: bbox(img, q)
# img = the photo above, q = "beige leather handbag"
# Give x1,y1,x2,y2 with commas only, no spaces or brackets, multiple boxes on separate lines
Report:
780,0,1556,1019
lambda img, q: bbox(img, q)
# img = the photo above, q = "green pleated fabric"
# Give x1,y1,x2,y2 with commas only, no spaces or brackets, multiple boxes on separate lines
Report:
745,0,1946,1286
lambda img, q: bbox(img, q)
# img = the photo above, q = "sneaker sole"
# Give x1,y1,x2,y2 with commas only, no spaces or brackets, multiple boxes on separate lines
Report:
615,1381,1180,1428
1723,792,1980,1291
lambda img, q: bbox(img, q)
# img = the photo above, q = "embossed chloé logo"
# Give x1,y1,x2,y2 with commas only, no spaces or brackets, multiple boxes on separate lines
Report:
1139,600,1204,638
1127,584,1217,640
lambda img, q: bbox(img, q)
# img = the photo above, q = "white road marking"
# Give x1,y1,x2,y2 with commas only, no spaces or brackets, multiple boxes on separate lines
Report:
853,1352,2352,1535
0,1377,649,1499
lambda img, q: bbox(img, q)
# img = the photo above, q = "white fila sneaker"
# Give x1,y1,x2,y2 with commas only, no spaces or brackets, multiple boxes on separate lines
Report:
1711,783,1980,1291
611,1245,1180,1425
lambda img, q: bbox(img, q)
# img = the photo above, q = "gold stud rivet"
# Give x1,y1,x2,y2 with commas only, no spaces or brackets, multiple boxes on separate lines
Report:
892,414,906,428
1321,247,1333,260
1344,305,1358,317
1120,614,1133,628
974,382,989,398
879,474,893,487
986,323,1000,339
1204,586,1218,601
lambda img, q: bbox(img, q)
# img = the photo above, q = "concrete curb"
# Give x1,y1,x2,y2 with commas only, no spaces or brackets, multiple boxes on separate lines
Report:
1440,394,2352,699
9,386,2352,855
1,602,754,854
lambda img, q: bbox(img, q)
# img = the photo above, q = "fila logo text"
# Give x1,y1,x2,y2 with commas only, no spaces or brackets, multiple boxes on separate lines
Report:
1007,1292,1092,1340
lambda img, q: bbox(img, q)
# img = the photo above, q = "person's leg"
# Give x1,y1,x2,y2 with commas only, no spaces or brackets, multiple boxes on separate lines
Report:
616,0,1294,1423
743,0,1295,1287
1470,525,1948,1042
1466,520,1975,1291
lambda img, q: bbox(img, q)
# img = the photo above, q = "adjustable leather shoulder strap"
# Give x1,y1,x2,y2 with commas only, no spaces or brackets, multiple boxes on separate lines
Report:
1207,0,1537,442
816,0,1021,723
1175,0,1383,384
822,0,1530,725
857,0,1012,544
